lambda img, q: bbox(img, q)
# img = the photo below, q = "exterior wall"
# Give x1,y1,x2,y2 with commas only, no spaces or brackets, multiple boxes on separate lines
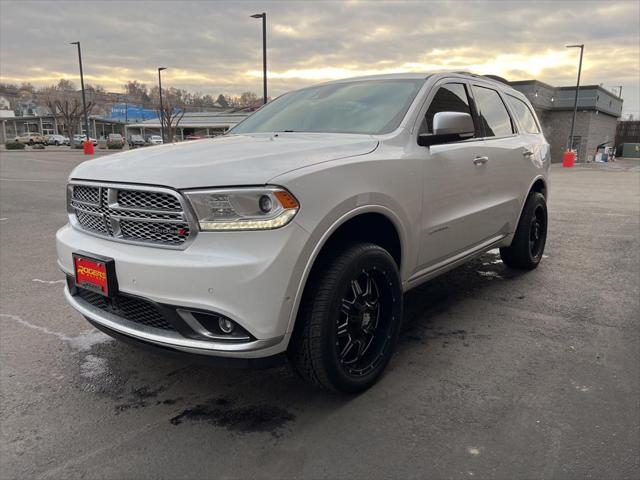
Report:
616,121,640,145
538,110,589,163
585,111,618,161
535,110,617,163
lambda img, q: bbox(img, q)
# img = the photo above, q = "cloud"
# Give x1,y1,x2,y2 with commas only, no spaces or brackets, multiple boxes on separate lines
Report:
1,0,638,114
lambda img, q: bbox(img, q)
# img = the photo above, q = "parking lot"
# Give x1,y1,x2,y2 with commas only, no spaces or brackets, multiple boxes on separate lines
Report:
1,149,638,479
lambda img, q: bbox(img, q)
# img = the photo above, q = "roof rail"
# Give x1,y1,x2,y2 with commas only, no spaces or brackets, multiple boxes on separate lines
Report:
483,74,510,84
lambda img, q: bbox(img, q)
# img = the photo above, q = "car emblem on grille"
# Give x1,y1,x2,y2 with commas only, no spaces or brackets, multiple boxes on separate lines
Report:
149,226,187,236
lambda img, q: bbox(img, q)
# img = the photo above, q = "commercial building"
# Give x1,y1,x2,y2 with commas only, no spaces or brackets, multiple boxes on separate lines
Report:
0,113,125,143
509,80,623,163
125,111,249,140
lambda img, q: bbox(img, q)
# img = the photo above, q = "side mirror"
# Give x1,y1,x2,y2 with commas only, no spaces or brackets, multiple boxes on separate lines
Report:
418,111,475,147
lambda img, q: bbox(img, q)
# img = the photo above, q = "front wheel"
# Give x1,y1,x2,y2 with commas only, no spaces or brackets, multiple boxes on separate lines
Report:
289,242,403,393
500,192,547,269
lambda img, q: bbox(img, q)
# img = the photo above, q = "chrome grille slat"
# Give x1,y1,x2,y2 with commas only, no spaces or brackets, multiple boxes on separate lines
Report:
69,183,193,248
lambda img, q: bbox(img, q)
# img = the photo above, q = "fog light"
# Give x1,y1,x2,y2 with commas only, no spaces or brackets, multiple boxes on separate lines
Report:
218,317,234,334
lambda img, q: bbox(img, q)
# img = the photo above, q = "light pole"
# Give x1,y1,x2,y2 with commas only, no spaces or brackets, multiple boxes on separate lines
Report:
158,67,167,142
251,12,267,105
70,41,90,140
566,44,584,152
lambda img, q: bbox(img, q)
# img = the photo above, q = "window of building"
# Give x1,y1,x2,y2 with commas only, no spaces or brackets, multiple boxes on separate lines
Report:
419,83,473,135
473,86,514,137
506,95,540,134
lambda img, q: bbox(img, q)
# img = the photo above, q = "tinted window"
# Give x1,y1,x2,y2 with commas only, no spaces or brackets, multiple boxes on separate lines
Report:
474,86,514,137
231,79,424,135
420,83,472,134
506,95,540,134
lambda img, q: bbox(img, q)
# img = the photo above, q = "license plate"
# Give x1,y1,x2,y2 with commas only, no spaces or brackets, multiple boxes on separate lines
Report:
73,252,118,297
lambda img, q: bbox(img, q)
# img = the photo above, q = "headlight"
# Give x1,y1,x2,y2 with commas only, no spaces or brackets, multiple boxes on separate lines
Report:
184,187,299,231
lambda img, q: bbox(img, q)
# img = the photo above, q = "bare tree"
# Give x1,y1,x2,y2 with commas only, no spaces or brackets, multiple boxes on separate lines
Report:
42,82,94,138
150,87,185,143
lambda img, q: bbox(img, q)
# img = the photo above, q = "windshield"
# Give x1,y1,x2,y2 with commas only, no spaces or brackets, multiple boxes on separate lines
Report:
231,79,425,135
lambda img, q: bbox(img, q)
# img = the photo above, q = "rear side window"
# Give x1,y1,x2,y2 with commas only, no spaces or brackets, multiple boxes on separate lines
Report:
473,86,514,137
506,95,540,134
420,83,473,134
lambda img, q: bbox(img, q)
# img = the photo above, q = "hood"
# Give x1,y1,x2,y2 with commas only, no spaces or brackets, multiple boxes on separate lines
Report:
70,133,378,188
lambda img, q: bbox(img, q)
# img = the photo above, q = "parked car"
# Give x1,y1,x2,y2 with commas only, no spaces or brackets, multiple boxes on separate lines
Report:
128,135,146,148
184,134,202,140
46,134,70,146
147,135,163,145
71,135,97,148
107,133,125,147
57,72,549,393
14,132,46,145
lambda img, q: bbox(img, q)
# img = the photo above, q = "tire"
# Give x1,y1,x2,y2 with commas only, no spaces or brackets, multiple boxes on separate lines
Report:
500,192,547,270
289,242,403,393
55,141,60,146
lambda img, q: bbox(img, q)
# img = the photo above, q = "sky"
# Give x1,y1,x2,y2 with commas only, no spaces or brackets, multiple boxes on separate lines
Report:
1,0,638,116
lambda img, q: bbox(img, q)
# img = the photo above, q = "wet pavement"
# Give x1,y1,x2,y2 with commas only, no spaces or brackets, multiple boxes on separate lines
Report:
1,150,639,479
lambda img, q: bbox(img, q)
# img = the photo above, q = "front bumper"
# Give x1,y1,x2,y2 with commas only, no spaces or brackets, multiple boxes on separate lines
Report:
56,220,310,358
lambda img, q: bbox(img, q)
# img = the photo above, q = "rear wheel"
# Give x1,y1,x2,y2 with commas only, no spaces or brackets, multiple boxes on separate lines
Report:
289,242,403,393
500,192,547,269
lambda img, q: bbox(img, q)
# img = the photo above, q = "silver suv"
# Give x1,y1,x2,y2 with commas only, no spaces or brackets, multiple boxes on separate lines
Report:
57,72,549,392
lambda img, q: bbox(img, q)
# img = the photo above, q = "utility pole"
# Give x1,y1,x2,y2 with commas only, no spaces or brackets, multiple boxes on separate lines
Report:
158,67,167,142
566,44,584,152
70,41,90,139
251,12,267,104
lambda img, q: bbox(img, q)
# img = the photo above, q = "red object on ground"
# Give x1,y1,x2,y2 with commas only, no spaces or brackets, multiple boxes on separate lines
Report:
562,150,575,168
83,140,94,155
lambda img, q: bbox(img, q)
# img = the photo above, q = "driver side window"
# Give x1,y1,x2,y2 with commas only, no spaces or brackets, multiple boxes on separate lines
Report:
419,83,474,135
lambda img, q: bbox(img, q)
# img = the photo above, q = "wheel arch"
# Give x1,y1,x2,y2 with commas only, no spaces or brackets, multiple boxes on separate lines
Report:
285,206,407,337
507,175,548,246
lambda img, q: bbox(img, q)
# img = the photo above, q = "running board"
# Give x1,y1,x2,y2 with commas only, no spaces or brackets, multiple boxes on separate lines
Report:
404,234,506,291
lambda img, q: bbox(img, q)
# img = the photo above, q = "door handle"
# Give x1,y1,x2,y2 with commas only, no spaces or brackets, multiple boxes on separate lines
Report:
473,156,489,166
523,149,534,158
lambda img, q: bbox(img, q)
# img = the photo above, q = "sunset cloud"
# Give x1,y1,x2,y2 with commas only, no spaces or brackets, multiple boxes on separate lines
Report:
1,0,638,115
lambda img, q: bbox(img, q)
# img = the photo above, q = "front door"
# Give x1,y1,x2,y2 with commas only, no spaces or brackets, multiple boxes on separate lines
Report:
417,82,498,269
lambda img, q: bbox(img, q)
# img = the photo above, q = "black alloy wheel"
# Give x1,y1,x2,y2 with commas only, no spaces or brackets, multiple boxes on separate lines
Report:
289,242,403,393
337,268,393,377
500,192,547,269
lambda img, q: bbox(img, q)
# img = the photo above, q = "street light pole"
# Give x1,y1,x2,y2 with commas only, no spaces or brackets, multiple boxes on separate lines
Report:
158,67,167,142
70,41,90,139
251,12,267,104
566,44,584,152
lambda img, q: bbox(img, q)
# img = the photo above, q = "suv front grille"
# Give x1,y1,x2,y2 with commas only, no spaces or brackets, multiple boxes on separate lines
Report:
69,183,192,247
75,287,175,331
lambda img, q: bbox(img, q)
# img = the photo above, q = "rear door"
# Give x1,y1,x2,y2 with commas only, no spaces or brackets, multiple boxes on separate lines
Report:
470,84,526,236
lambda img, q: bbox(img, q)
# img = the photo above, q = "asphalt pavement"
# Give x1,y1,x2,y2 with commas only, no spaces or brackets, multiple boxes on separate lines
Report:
1,149,639,479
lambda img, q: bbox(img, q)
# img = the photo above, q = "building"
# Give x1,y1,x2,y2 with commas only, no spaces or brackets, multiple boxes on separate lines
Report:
0,114,126,143
0,96,11,111
615,120,640,158
509,80,623,163
125,111,249,140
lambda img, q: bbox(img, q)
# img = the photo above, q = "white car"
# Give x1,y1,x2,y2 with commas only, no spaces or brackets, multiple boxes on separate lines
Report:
47,134,70,146
57,73,549,392
72,134,97,148
147,135,163,145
